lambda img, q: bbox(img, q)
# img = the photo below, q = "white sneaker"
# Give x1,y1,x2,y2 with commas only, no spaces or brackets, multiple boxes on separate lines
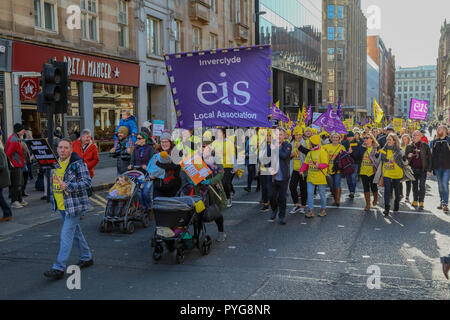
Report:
217,232,227,242
20,201,28,206
299,207,306,213
11,201,23,209
226,199,232,208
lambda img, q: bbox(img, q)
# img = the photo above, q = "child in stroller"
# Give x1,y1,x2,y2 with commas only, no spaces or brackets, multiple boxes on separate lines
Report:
106,174,132,218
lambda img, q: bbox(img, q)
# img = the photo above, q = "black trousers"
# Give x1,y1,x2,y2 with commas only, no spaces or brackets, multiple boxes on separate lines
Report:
0,188,12,218
412,169,427,203
361,175,378,193
269,180,289,219
10,167,23,203
222,168,234,200
289,171,307,206
247,164,256,189
260,174,272,204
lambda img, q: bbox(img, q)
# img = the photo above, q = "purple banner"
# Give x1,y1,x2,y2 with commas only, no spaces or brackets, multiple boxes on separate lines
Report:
165,46,272,129
313,105,348,134
271,103,289,122
409,98,429,120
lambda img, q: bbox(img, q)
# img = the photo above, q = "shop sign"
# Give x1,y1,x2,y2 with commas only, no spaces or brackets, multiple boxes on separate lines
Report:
19,77,39,101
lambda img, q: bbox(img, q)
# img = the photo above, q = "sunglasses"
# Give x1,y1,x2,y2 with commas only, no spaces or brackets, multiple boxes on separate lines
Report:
137,137,144,140
363,137,370,140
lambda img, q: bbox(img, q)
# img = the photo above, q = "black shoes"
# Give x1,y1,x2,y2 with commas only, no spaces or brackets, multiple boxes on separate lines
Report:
244,187,251,193
77,259,94,269
269,213,276,221
44,269,64,280
384,206,390,217
278,218,286,225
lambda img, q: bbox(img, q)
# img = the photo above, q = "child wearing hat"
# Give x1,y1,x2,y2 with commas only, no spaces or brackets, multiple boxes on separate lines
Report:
111,126,132,175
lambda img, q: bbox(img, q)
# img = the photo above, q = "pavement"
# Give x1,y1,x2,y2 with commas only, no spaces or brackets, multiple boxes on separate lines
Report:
0,166,116,237
0,172,449,300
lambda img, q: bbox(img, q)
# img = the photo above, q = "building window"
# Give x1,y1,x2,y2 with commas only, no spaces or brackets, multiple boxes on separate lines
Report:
193,27,201,51
118,0,128,47
327,5,335,19
337,27,344,40
328,69,335,82
34,0,57,31
427,86,431,91
146,17,161,55
337,5,344,19
328,90,335,103
211,0,217,13
328,27,335,40
327,48,335,62
174,20,182,53
210,33,218,50
338,90,343,101
337,48,344,61
337,71,342,81
235,0,248,25
404,87,407,92
235,0,241,23
81,0,98,41
404,101,407,107
93,84,135,153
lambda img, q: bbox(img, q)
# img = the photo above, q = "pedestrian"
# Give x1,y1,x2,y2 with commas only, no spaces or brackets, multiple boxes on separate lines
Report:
289,126,308,214
110,126,132,175
431,125,450,213
324,133,346,207
128,131,155,172
43,139,93,280
380,133,406,216
300,134,329,218
343,131,364,199
377,124,395,149
359,132,380,211
21,139,32,197
152,131,181,198
5,123,27,209
400,134,412,203
0,138,12,222
244,132,258,193
114,109,137,146
405,130,432,210
258,129,272,213
268,128,292,225
72,129,99,179
211,128,235,208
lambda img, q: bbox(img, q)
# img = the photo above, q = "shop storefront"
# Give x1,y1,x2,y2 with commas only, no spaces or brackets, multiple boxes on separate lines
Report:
12,41,139,152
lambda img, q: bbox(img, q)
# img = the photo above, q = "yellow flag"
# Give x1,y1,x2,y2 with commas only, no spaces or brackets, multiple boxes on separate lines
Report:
302,103,307,123
373,99,384,124
296,103,303,123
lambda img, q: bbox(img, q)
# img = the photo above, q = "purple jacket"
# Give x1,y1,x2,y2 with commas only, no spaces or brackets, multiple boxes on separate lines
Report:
130,144,154,168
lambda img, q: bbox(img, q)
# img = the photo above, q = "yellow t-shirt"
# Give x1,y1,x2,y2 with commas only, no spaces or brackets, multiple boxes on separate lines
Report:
304,147,329,185
212,138,235,168
382,149,404,179
360,147,375,177
324,144,345,174
52,158,70,211
292,140,303,171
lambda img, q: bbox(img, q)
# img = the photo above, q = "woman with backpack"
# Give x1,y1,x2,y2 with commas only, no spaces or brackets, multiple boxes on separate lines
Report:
324,133,346,207
359,133,380,211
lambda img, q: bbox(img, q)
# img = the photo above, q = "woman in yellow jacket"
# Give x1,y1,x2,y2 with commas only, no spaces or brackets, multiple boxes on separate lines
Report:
299,135,329,218
289,126,309,214
380,133,406,216
323,133,346,207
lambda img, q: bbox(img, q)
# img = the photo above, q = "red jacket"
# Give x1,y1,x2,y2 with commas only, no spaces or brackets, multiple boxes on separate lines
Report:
5,133,24,168
421,136,429,144
72,138,99,178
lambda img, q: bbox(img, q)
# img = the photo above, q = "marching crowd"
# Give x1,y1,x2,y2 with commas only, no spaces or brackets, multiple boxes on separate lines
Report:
0,109,448,280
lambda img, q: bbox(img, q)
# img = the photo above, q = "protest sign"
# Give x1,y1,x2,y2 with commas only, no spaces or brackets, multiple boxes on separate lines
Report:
312,113,321,130
153,120,165,137
409,98,428,120
25,139,58,169
180,153,212,185
393,118,403,132
164,45,272,129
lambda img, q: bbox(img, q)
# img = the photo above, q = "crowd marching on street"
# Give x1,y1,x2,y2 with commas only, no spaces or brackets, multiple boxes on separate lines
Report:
0,109,448,281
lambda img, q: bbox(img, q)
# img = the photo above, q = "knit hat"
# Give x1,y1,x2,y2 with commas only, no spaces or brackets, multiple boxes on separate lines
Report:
160,131,172,142
347,131,355,137
293,126,303,136
117,126,129,136
139,131,150,144
310,135,321,146
14,123,24,133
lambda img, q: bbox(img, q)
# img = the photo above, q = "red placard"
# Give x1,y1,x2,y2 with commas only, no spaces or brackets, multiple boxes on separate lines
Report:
19,77,39,101
12,41,139,87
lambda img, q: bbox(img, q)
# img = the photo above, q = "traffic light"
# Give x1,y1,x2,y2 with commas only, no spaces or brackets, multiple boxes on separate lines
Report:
37,59,70,114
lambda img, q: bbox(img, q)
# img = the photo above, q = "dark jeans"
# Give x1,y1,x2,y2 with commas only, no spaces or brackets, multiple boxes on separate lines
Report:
0,188,12,218
106,199,126,217
222,168,234,200
260,174,272,204
412,169,427,202
269,179,289,219
361,175,378,193
400,181,412,198
384,177,401,210
247,164,256,189
10,167,23,203
289,171,307,206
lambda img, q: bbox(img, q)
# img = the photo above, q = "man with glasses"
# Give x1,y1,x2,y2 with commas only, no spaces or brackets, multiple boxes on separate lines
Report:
431,125,450,213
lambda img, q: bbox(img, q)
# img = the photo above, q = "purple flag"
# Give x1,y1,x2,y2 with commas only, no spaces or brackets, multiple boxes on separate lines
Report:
271,103,289,123
164,45,272,129
337,99,343,119
313,104,348,134
306,105,312,124
409,98,429,120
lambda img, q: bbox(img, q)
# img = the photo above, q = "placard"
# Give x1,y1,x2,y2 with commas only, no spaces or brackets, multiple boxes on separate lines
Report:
312,113,322,130
153,120,165,137
393,118,403,132
409,98,428,120
25,139,58,169
180,153,212,185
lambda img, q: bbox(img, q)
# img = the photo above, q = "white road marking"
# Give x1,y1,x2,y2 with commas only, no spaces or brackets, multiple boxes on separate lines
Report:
375,228,382,231
228,246,236,249
419,232,427,234
338,225,345,228
362,255,370,259
268,249,277,252
407,259,416,262
317,252,326,255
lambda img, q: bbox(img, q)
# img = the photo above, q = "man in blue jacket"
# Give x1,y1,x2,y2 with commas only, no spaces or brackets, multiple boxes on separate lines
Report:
114,109,137,146
269,128,292,225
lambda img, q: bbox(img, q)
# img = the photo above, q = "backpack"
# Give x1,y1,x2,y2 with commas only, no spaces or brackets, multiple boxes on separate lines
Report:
334,150,355,177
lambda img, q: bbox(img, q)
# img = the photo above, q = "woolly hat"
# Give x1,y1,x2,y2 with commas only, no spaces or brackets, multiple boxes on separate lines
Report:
347,131,355,137
310,135,321,146
14,123,24,133
117,126,129,136
293,126,303,136
160,131,172,142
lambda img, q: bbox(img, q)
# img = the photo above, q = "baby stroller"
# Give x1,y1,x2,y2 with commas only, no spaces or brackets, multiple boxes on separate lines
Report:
151,196,212,264
98,170,152,234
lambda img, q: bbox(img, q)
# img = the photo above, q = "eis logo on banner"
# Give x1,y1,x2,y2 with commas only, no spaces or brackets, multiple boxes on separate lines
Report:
409,98,429,120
